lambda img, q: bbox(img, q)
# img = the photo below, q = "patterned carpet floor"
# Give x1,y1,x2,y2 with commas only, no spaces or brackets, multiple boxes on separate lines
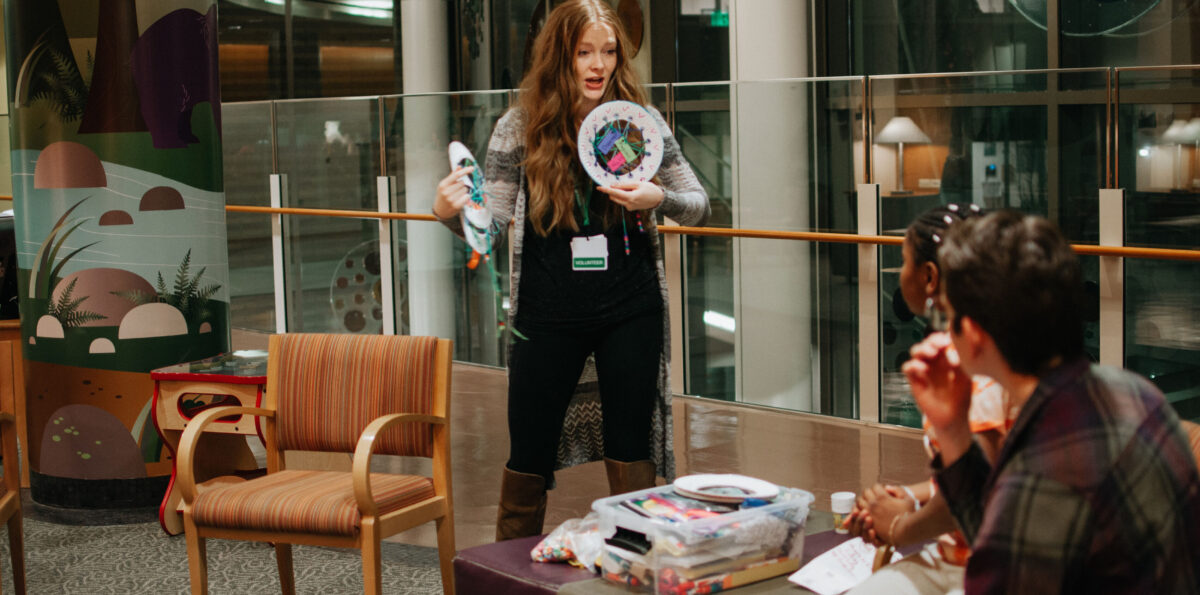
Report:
0,516,444,594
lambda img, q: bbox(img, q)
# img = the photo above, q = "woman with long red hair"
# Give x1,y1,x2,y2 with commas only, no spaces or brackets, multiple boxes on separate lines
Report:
434,0,708,541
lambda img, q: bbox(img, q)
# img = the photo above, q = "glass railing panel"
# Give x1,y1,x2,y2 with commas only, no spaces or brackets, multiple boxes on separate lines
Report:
879,242,918,427
731,78,863,416
1115,68,1200,249
1057,101,1109,244
644,84,669,117
222,101,276,332
1053,69,1110,243
729,78,862,234
674,79,863,412
872,70,1106,427
1125,259,1200,423
874,75,1045,427
876,71,1049,98
274,97,383,332
671,83,735,400
730,237,856,419
1057,69,1113,94
382,91,512,366
671,83,734,227
1116,67,1200,421
870,74,1054,229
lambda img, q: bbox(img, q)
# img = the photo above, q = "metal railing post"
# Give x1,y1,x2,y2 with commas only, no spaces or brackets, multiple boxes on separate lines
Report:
1098,188,1125,367
269,173,289,334
377,176,398,335
856,183,881,422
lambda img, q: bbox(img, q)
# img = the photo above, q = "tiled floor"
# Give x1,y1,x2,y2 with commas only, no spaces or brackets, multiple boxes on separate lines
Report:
231,330,930,551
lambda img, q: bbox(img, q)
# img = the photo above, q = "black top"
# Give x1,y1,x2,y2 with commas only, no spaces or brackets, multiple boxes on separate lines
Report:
514,186,660,333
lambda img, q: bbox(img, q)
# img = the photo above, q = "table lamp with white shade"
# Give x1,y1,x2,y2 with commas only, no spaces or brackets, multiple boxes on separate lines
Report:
876,116,931,194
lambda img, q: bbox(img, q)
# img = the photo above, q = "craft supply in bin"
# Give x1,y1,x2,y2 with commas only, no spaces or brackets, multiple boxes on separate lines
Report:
592,482,814,593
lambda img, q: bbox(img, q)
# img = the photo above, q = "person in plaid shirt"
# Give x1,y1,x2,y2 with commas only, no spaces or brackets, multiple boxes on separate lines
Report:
903,211,1200,594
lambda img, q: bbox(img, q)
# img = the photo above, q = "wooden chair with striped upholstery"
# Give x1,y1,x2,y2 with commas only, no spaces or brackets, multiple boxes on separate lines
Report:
0,341,26,595
177,333,455,595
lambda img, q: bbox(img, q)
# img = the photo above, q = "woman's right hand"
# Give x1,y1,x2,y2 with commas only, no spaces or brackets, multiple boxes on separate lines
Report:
433,166,476,220
903,332,973,464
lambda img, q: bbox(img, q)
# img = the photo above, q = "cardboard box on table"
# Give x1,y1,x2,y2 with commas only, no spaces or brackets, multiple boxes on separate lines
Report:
592,485,814,594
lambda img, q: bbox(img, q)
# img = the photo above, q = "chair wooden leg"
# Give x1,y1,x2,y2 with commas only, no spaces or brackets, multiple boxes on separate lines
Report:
435,514,456,595
361,520,382,595
182,517,209,595
7,513,24,595
275,543,295,595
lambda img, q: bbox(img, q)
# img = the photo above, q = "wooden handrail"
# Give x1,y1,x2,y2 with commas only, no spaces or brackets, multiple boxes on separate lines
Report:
225,204,437,222
1070,244,1200,261
223,204,1200,262
659,225,904,246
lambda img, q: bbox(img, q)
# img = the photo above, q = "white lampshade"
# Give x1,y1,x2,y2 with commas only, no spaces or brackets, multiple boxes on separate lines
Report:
1161,119,1190,144
875,116,931,144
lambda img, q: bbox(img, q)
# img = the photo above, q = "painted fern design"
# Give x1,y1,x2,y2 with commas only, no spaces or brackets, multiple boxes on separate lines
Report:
110,289,157,306
48,278,105,328
31,47,87,121
122,250,221,327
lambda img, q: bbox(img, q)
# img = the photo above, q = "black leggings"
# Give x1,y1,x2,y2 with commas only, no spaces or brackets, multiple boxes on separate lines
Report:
506,309,663,483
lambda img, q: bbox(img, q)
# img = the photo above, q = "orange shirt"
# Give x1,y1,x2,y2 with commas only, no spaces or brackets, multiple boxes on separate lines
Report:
924,375,1017,566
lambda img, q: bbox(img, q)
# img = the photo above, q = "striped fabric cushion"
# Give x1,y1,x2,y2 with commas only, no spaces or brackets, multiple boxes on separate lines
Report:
273,334,439,456
193,470,436,535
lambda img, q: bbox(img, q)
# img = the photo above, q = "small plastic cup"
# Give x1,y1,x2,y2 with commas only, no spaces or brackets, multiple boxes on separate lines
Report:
831,491,856,534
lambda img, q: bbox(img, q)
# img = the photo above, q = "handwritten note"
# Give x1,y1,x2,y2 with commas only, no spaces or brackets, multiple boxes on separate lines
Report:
787,538,898,595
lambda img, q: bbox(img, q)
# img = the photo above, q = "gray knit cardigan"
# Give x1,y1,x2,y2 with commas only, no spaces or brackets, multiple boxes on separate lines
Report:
437,106,709,484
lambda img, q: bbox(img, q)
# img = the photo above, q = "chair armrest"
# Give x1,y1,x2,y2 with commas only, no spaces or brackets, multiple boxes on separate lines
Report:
0,412,16,493
351,413,447,514
177,406,274,505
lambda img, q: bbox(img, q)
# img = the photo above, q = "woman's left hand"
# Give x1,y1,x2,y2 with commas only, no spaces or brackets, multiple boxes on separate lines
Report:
598,181,664,211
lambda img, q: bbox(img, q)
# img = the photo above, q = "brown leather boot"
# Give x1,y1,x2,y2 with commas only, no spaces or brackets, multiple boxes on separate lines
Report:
604,458,657,496
495,467,547,541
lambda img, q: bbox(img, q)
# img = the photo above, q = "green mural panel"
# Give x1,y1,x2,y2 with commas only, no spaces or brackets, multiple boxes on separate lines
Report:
4,0,229,506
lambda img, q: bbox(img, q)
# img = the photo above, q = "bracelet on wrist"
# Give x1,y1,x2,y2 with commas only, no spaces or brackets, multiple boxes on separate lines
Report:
901,485,921,511
888,511,909,547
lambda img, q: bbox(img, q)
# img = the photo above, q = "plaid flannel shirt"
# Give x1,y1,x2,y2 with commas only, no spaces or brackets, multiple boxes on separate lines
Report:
935,358,1200,594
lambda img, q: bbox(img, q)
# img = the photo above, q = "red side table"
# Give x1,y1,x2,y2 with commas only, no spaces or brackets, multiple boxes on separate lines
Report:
151,350,268,535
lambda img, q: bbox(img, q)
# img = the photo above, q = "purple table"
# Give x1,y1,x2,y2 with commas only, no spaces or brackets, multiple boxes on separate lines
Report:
453,535,594,595
451,530,897,595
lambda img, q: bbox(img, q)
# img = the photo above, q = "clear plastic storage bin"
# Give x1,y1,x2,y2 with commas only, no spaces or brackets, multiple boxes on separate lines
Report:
592,484,814,594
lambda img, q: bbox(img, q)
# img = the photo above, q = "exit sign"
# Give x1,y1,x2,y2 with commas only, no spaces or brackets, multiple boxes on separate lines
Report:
710,10,729,27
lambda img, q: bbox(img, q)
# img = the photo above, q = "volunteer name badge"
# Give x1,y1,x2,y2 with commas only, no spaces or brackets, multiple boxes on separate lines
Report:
571,234,608,271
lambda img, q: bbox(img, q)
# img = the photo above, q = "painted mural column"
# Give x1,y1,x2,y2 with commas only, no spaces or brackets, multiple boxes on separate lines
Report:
5,1,229,507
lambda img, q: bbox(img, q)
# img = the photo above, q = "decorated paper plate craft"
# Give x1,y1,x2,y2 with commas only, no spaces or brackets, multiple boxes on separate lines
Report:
577,100,664,187
446,141,523,339
449,141,492,255
672,474,780,504
448,141,476,188
576,101,662,255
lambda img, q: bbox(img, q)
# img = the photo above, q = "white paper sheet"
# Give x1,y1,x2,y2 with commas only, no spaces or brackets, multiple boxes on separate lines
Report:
787,538,899,595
